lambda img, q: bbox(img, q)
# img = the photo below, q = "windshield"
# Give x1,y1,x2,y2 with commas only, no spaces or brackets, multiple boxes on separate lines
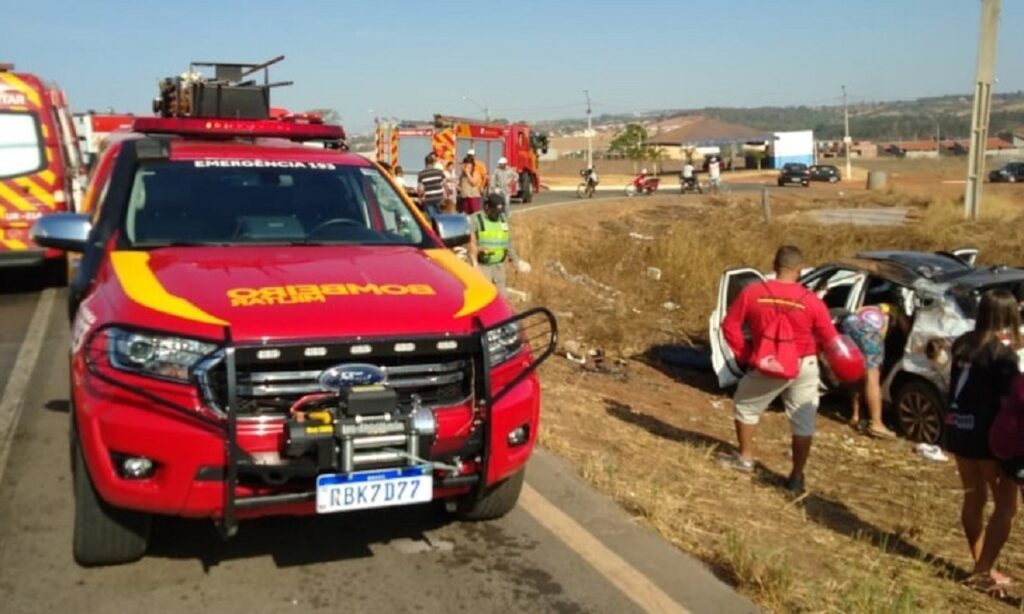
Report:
0,112,44,179
122,161,428,247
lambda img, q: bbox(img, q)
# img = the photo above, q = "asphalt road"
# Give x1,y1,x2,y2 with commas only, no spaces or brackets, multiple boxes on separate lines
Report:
0,262,755,614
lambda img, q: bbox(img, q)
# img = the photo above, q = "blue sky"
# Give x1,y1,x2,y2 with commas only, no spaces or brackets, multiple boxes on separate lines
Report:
7,0,1023,132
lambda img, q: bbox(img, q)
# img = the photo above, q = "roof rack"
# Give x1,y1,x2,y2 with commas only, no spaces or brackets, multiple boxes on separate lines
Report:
153,55,293,120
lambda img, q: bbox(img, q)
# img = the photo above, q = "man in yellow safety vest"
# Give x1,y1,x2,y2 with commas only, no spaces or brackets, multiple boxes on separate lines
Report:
474,193,530,292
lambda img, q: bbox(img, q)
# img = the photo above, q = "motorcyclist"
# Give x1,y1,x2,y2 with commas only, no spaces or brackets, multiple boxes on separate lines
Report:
634,168,649,187
580,166,599,188
681,162,696,187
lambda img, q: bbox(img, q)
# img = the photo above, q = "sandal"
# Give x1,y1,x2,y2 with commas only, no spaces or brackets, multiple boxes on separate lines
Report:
991,570,1013,586
866,427,897,440
966,573,1008,597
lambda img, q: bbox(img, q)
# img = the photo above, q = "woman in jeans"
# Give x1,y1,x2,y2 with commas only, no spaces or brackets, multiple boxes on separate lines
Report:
946,288,1021,593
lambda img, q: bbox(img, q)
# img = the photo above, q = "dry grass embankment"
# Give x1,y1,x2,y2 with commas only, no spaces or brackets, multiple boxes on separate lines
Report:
510,182,1024,613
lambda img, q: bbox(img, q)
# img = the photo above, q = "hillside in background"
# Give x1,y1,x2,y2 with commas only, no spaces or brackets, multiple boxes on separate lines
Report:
534,92,1024,142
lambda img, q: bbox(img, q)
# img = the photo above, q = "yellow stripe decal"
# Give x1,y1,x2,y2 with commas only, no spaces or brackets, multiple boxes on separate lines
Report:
110,251,229,326
424,248,498,318
38,170,56,186
0,74,42,107
13,178,55,208
1,240,28,250
0,182,36,212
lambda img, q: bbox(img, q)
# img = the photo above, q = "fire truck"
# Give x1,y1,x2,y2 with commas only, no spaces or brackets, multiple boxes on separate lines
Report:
72,112,135,166
0,63,84,281
30,57,556,566
376,114,548,203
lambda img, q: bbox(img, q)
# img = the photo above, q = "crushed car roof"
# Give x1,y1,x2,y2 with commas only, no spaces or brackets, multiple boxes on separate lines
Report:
856,251,972,279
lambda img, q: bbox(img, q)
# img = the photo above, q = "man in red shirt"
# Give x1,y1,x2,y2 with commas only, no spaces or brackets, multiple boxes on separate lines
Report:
720,245,839,494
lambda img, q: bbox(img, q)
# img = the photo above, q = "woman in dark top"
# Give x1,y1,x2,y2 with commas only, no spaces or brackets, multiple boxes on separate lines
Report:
946,288,1021,592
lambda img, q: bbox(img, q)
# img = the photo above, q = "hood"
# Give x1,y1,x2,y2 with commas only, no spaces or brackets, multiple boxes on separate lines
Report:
104,246,503,341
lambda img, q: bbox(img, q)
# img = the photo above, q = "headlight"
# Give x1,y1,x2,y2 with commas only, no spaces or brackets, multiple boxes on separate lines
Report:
486,323,524,366
107,327,218,382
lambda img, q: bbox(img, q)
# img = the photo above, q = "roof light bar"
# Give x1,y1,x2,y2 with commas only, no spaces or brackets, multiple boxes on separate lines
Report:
131,117,345,142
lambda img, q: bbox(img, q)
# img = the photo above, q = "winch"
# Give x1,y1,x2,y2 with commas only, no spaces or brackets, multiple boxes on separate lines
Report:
283,385,437,473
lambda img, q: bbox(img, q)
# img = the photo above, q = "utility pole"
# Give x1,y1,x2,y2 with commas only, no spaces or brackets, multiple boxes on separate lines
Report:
964,0,1002,220
842,85,852,181
583,89,593,169
461,95,490,121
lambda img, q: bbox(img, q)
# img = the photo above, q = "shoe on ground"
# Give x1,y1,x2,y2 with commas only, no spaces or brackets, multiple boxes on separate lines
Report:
784,474,806,496
718,452,756,473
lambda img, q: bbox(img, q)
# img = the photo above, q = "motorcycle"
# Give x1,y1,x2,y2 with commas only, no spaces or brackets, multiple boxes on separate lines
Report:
624,174,659,197
576,169,599,198
679,175,702,195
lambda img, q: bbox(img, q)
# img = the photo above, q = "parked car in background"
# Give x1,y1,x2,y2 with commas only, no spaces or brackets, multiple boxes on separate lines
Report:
808,164,841,183
710,249,1024,445
777,162,810,187
989,161,1024,183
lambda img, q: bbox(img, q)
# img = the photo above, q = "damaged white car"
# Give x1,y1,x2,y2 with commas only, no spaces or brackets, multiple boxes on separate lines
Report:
710,249,1024,443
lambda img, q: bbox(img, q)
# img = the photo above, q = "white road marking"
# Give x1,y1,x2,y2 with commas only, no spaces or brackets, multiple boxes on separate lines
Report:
520,483,690,614
512,195,622,216
0,288,56,486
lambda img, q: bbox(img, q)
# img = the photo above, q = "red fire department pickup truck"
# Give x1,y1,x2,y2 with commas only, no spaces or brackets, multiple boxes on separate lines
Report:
31,58,555,566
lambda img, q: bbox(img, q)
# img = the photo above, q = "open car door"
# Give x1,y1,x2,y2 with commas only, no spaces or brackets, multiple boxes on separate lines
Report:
709,267,766,388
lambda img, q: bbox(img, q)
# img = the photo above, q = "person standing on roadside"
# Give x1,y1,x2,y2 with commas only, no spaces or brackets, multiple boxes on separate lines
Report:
719,245,840,495
473,193,530,293
458,155,483,214
442,159,458,203
416,153,445,219
708,157,722,193
467,148,488,194
489,157,519,211
945,289,1021,594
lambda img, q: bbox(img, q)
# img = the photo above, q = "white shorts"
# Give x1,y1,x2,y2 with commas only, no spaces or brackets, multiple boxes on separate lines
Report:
733,356,821,437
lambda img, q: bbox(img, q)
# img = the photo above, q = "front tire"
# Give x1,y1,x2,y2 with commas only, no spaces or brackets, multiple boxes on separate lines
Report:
624,184,637,197
894,380,945,444
576,183,587,199
73,436,151,566
457,469,525,521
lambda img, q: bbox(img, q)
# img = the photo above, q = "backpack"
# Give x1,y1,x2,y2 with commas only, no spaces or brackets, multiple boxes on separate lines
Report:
749,284,804,380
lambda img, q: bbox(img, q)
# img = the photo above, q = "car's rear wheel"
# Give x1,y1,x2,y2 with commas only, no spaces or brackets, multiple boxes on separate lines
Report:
893,380,945,444
72,436,151,566
457,469,525,521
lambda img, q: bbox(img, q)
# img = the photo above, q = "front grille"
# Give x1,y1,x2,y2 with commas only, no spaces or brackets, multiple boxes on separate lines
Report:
197,353,473,417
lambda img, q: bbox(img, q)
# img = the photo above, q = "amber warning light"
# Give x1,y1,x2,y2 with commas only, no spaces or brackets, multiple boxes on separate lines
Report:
131,116,345,142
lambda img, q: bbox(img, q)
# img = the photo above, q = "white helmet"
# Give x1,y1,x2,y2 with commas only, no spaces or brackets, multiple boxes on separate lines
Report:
467,148,476,156
498,156,508,165
641,168,648,174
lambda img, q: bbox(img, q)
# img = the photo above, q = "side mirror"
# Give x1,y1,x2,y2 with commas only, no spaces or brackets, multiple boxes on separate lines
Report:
432,214,471,248
30,213,92,252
